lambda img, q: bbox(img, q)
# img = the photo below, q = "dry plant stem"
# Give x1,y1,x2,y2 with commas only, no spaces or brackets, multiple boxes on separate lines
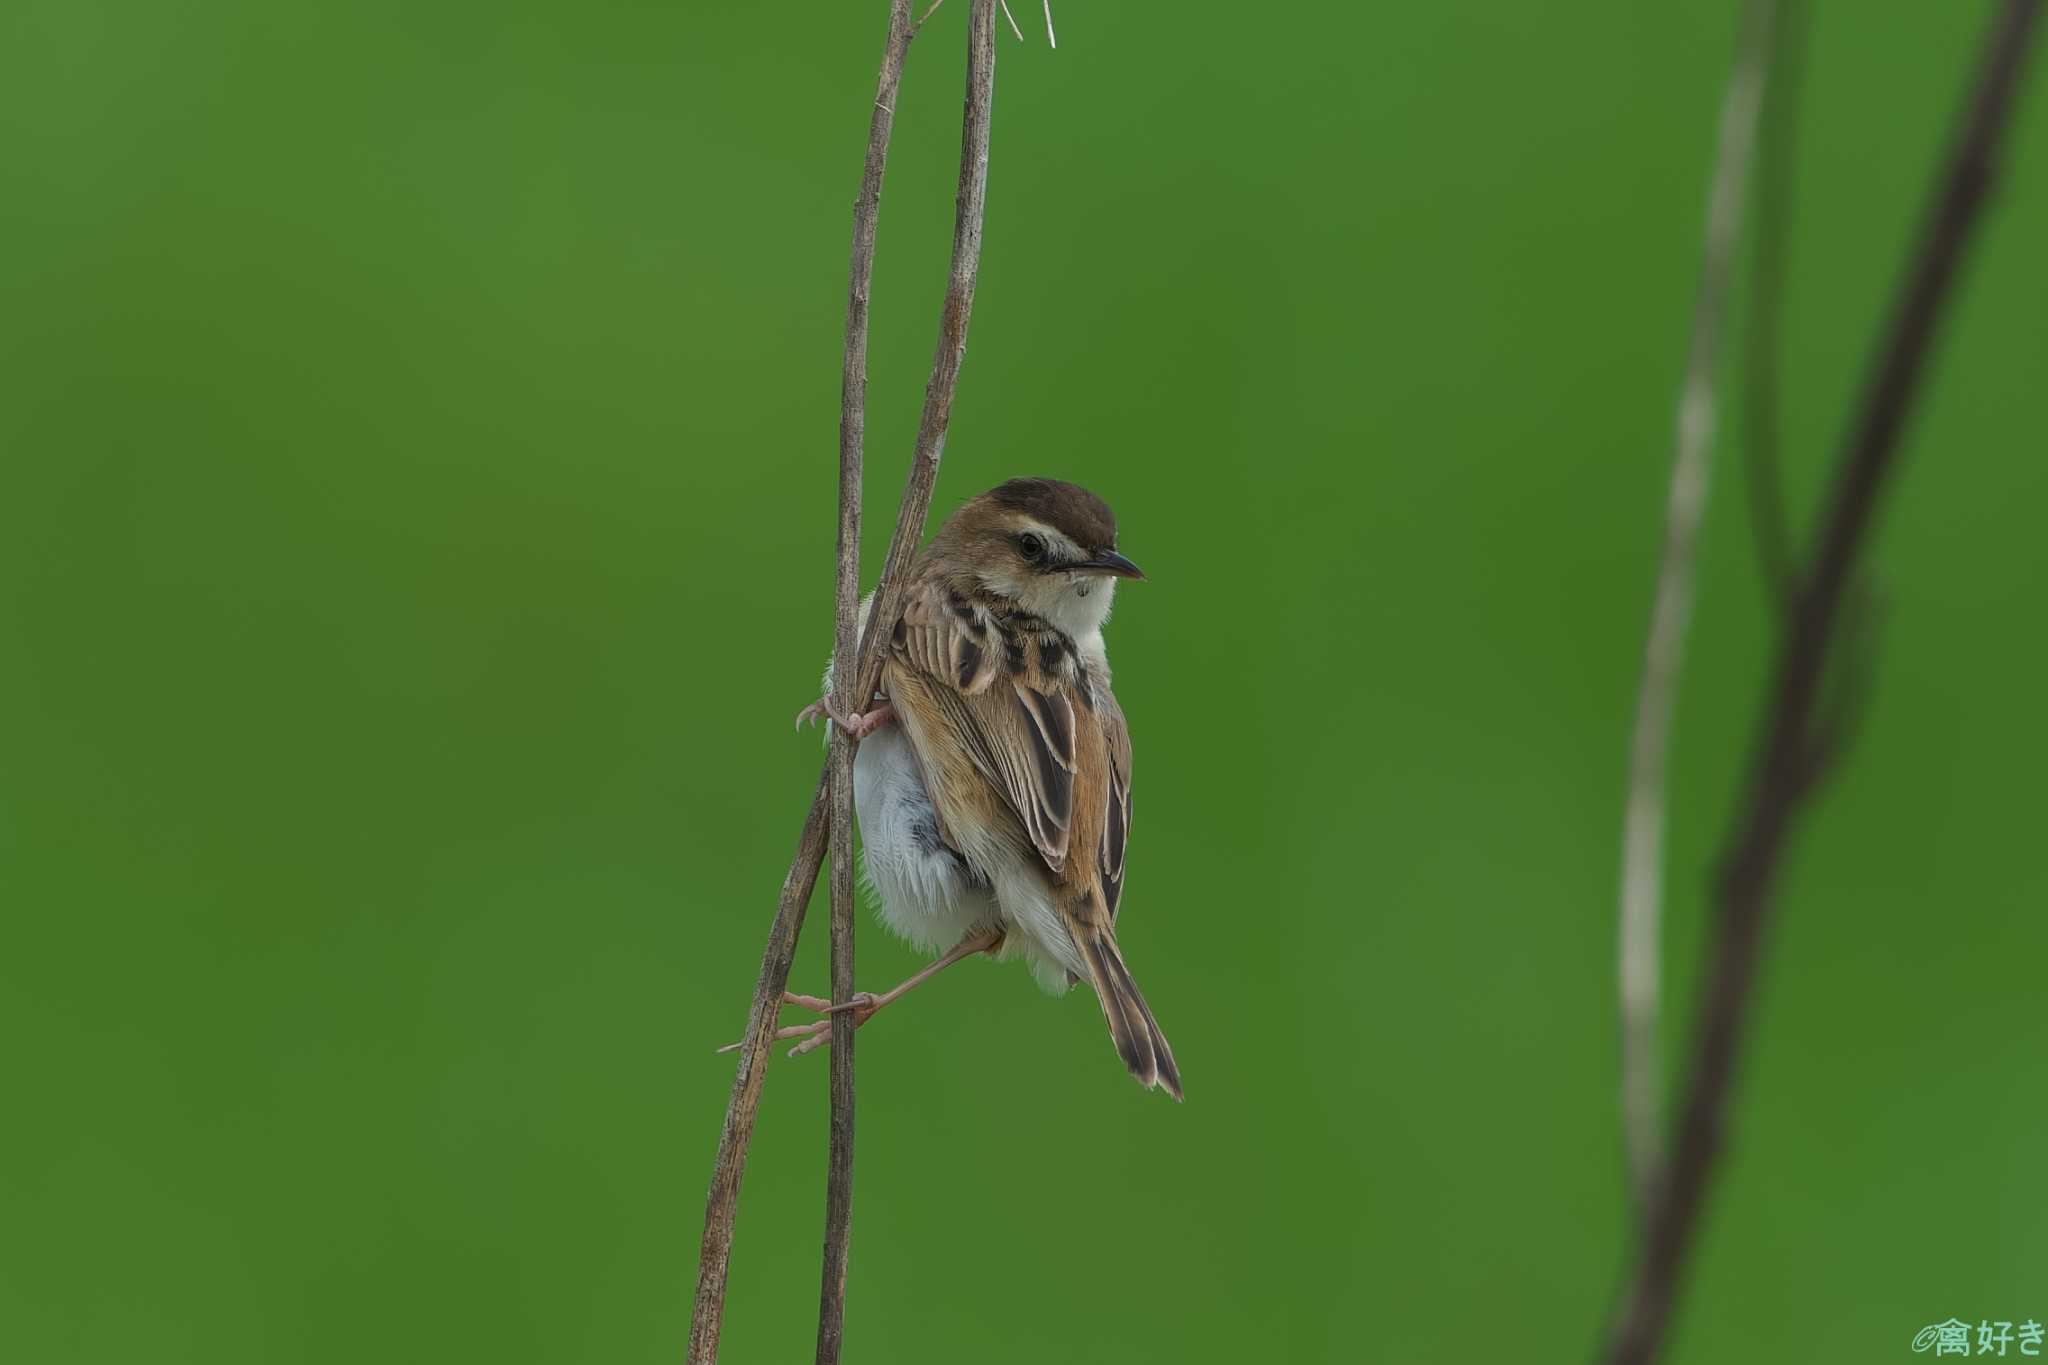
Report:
848,0,998,721
1617,0,1779,1217
688,774,827,1365
687,4,1001,1361
1744,0,1812,608
814,488,859,1360
1605,3,2043,1361
814,6,915,1362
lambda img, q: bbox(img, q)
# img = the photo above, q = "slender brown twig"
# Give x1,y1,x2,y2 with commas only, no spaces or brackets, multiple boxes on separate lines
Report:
848,0,997,721
1605,3,2042,1360
814,6,915,1362
687,3,1001,1360
1742,0,1812,611
1736,0,1892,804
1618,0,1781,1217
1742,0,1898,806
690,776,828,1365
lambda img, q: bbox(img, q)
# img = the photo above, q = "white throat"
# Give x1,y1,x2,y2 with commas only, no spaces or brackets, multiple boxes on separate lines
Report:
1012,571,1116,641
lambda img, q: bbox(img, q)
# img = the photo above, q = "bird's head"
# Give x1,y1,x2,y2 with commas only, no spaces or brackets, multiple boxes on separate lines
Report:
930,477,1143,636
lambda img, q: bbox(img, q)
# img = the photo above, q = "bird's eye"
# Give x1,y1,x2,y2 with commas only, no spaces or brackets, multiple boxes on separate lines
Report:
1017,533,1045,561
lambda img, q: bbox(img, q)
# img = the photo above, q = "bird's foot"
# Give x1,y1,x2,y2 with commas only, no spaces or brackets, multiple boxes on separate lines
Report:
792,697,895,740
779,990,883,1057
712,927,1001,1059
842,704,893,739
713,989,880,1058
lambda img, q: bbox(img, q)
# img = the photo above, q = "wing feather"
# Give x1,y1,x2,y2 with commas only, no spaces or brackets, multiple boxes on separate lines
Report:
1097,688,1132,920
884,581,1083,873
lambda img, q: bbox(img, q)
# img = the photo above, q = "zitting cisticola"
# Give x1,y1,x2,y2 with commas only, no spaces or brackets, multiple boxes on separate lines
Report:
782,477,1181,1100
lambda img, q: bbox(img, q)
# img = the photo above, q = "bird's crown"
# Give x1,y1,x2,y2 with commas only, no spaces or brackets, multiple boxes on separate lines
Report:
979,477,1118,550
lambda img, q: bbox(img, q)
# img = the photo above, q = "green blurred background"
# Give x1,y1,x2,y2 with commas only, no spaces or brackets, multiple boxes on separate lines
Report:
5,0,2044,1360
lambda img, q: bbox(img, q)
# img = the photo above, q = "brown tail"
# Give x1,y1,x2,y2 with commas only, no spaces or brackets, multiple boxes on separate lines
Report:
1076,927,1183,1101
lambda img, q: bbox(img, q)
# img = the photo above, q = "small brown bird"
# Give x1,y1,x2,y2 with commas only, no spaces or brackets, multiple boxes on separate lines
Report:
781,478,1181,1099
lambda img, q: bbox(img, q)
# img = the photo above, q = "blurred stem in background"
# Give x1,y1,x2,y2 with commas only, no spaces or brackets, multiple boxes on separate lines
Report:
1617,0,1784,1218
1606,2,2044,1361
1743,0,1813,610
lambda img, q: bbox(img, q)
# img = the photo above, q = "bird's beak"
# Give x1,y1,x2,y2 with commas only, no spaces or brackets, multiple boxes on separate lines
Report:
1067,549,1145,581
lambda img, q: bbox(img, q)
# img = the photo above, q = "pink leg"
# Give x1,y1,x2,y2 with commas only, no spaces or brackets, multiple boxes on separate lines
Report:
793,697,895,740
716,926,1005,1057
784,924,1003,1056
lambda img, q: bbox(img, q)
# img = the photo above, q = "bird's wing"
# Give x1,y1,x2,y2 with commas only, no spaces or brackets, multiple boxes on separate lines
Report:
887,580,1177,1097
884,580,1081,874
1098,684,1131,922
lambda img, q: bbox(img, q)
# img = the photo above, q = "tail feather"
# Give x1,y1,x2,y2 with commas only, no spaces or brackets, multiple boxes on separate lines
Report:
1077,929,1183,1101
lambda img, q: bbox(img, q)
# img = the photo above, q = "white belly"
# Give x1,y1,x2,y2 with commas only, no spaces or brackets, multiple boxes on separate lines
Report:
853,726,996,954
853,726,1077,993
